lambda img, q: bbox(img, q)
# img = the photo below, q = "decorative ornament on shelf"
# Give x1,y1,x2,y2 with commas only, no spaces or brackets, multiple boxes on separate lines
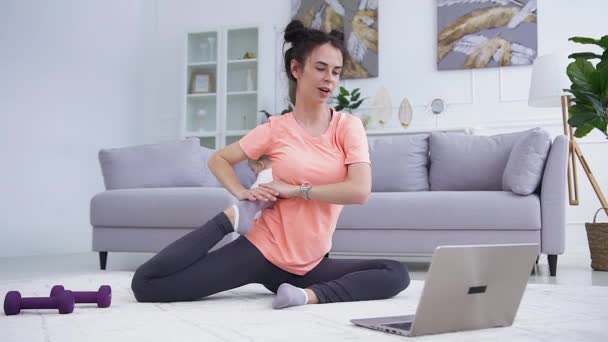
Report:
198,42,209,62
246,69,254,91
430,98,446,115
398,97,414,128
197,109,207,130
371,86,393,129
207,36,216,61
242,51,256,59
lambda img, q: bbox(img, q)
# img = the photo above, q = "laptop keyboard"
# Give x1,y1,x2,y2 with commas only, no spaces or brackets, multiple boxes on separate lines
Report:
382,321,412,331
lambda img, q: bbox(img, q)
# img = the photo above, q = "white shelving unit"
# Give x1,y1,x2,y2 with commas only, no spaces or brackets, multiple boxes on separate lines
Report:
182,27,259,149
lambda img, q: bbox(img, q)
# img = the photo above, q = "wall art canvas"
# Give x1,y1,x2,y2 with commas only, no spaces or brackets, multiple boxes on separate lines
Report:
291,0,378,79
437,0,538,70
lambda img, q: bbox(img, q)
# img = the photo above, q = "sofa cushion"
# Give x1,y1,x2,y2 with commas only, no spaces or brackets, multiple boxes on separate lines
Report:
200,146,222,187
200,146,257,188
336,191,541,230
429,131,528,191
368,134,429,191
98,138,204,190
90,187,238,228
503,128,552,195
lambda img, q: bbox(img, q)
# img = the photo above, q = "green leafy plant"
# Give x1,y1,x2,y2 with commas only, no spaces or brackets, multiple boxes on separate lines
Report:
565,35,608,139
333,86,366,112
259,80,296,120
259,104,293,119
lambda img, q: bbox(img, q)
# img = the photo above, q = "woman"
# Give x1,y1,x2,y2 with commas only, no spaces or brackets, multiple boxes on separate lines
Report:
131,20,410,309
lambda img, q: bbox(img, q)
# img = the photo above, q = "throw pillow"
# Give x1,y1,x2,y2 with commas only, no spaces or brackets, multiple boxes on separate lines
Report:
502,128,552,195
429,130,529,191
98,138,205,190
200,146,256,189
368,134,429,192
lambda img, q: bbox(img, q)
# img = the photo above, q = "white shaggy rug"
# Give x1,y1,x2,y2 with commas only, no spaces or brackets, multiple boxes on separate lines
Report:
2,271,608,342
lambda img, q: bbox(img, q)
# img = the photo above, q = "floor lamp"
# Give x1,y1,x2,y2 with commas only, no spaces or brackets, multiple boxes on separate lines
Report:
529,54,608,211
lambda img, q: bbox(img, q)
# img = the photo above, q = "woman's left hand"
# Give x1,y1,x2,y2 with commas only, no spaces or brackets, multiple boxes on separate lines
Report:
259,178,300,199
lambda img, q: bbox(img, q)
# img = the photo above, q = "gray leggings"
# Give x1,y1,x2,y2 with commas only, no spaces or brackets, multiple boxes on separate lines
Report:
131,213,410,303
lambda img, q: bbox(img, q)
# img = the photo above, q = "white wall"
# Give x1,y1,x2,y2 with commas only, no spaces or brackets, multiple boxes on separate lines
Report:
0,0,147,257
1,0,606,258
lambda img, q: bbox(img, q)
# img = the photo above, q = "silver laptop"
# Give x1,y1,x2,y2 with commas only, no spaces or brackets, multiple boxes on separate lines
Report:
351,243,538,337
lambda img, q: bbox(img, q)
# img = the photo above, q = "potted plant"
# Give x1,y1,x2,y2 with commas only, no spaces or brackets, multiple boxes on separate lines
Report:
259,104,293,120
331,86,373,128
565,35,608,139
333,86,366,113
565,34,608,271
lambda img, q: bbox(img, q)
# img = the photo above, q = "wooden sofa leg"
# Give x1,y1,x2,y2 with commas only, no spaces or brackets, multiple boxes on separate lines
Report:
99,252,108,270
548,254,557,277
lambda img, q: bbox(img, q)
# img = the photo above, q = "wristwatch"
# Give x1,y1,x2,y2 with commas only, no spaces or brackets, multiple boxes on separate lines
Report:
300,182,312,200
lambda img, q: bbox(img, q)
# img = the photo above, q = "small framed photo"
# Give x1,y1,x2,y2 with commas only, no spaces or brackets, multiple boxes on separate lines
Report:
190,72,212,93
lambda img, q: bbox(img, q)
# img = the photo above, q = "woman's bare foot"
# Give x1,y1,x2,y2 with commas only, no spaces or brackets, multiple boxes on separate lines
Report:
304,289,319,304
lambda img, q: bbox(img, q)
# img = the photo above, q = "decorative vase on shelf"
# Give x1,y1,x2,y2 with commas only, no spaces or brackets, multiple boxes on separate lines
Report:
207,37,216,61
199,42,208,62
197,109,207,130
398,97,413,128
246,69,254,91
355,110,372,130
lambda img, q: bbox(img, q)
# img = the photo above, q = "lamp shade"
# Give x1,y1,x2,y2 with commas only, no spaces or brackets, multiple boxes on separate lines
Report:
528,54,572,108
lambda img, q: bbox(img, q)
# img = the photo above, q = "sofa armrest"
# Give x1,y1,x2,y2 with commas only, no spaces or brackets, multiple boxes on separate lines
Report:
540,135,568,255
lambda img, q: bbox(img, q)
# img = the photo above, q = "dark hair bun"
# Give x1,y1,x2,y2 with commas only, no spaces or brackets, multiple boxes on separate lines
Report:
284,20,308,45
329,29,345,42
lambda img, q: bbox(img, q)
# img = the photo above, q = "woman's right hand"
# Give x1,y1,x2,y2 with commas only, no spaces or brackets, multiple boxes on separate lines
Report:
237,187,279,202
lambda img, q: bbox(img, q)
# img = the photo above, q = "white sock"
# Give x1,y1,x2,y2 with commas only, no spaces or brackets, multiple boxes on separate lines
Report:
250,168,273,189
231,168,274,235
233,200,272,235
231,204,240,232
272,283,309,309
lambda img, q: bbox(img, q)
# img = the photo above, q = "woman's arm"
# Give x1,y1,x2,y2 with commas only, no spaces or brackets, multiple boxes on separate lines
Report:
260,162,371,205
306,162,371,204
208,142,278,202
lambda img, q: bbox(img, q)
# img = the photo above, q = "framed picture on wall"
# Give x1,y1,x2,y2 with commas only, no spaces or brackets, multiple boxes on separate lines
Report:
291,0,379,79
190,72,212,93
437,0,538,70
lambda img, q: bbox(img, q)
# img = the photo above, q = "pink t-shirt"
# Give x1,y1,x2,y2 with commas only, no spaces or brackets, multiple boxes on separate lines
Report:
239,111,370,275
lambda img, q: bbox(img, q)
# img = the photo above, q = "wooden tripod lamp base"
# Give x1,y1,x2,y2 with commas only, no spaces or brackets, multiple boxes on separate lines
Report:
561,95,608,211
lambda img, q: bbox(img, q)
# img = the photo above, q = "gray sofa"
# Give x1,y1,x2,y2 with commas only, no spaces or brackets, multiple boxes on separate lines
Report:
91,129,567,275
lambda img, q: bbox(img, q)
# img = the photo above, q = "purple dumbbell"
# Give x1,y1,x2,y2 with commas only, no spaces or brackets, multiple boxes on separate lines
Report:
50,285,111,308
4,290,75,315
